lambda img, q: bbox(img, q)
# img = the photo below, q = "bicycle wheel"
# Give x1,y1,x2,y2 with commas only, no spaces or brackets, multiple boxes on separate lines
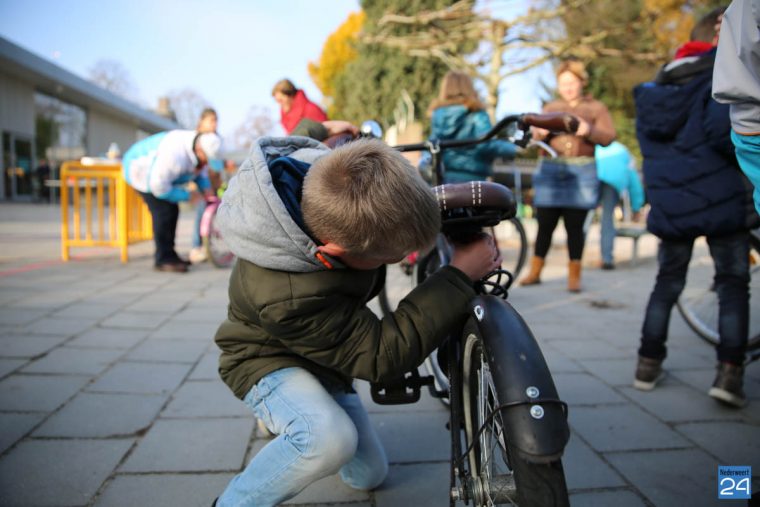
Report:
378,238,451,316
462,333,569,507
377,262,414,317
203,208,236,268
495,217,528,280
677,233,760,351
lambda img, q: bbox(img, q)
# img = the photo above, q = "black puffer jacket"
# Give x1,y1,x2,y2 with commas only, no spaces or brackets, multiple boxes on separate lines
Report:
634,49,754,239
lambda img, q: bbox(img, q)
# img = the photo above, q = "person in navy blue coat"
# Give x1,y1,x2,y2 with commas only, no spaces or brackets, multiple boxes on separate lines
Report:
632,7,756,407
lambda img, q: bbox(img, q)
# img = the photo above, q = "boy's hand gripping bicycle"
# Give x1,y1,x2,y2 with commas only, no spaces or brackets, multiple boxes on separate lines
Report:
368,113,579,507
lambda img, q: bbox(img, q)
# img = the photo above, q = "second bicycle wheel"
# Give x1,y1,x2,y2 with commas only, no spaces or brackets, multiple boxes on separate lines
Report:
462,333,569,507
677,234,760,351
494,217,528,280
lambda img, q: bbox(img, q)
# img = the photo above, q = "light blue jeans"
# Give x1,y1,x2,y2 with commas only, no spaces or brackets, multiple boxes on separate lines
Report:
217,367,388,507
599,182,619,265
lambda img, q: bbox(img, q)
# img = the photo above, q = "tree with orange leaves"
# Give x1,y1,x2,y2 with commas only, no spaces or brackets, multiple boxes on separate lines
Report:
308,11,365,117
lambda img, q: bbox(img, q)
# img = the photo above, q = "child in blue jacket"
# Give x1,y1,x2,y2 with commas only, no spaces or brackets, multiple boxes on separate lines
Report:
595,141,645,269
426,71,516,183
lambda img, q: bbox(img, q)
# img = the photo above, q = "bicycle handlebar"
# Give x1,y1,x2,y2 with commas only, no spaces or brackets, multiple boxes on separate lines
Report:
393,112,579,153
521,112,579,133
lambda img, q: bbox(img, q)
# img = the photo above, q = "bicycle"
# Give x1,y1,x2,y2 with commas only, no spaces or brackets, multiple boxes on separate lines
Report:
676,227,760,364
368,112,579,507
377,124,558,402
199,195,235,268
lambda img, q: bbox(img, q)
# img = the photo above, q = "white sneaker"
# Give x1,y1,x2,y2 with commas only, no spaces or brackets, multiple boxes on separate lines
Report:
189,247,207,264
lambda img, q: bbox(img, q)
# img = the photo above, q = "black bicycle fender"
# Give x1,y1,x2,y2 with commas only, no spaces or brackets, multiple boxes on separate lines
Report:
468,295,570,463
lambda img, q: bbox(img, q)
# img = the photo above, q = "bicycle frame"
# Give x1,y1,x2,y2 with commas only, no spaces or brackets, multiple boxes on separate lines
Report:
370,113,576,506
374,211,571,506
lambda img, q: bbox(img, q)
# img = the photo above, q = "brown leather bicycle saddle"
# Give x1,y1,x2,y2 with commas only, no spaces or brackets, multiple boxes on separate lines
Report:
432,181,516,229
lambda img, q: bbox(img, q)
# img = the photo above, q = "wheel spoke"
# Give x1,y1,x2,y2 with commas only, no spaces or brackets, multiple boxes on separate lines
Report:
463,335,518,506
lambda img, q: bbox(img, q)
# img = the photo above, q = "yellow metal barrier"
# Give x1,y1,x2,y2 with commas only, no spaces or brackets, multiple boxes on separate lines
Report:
60,161,152,263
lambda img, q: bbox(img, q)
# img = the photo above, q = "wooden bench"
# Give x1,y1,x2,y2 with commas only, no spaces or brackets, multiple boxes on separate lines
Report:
615,192,648,264
616,223,648,264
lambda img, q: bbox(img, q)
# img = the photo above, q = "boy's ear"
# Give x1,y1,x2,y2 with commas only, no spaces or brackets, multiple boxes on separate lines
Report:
316,242,346,258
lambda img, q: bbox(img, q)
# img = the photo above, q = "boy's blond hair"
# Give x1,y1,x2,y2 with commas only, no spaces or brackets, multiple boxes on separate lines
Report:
303,138,440,257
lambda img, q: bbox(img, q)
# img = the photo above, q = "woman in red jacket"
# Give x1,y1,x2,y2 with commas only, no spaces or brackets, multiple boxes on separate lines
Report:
272,79,328,134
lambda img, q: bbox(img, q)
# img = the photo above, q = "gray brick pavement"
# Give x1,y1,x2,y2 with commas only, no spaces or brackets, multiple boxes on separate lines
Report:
0,203,758,506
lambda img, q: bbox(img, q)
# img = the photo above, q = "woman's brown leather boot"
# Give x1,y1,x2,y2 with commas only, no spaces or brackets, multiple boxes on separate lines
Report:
520,257,545,286
568,260,582,293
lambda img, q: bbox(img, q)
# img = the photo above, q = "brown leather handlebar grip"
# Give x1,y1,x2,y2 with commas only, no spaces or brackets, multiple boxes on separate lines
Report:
521,113,579,134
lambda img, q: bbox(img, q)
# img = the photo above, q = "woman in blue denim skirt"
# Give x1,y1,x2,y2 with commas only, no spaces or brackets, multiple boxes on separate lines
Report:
521,60,616,292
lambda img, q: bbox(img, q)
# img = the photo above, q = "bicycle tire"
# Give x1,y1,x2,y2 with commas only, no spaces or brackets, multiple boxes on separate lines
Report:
378,239,451,316
462,332,569,507
203,208,236,269
497,217,528,280
676,234,760,351
376,262,416,317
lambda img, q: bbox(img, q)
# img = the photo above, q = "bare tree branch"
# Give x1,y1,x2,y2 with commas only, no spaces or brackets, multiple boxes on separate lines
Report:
166,89,213,130
88,59,139,102
232,106,275,150
364,0,661,117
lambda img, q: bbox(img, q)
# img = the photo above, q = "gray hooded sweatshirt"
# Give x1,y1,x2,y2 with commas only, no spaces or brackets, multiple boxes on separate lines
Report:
216,136,345,272
712,0,760,134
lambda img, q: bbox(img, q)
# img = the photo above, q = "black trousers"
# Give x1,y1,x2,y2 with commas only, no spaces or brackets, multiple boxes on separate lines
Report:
533,207,589,260
139,191,180,265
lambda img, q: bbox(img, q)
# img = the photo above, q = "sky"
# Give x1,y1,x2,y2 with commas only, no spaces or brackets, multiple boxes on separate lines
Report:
0,0,546,146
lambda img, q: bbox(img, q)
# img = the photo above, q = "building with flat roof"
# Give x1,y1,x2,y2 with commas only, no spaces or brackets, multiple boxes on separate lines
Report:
0,36,179,201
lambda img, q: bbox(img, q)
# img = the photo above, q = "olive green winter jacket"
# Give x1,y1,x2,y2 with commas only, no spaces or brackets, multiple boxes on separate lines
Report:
216,260,475,399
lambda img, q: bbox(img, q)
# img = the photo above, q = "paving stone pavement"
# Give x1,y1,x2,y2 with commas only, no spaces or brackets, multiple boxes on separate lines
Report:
0,202,758,506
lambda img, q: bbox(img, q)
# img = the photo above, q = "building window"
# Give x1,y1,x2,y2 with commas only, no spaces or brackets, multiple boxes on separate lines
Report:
34,92,87,162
